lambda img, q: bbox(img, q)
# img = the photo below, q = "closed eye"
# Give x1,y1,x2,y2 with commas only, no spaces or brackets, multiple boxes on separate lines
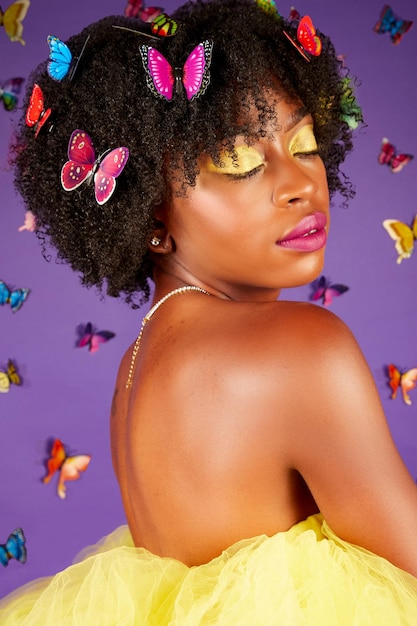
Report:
225,164,264,180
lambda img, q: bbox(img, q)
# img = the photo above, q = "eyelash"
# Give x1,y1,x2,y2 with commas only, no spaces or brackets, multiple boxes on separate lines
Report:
225,164,264,181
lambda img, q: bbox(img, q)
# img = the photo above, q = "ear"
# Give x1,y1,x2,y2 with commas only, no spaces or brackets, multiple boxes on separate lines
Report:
148,206,175,254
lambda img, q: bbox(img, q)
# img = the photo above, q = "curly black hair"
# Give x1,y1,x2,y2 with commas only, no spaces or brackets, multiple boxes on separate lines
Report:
12,0,361,306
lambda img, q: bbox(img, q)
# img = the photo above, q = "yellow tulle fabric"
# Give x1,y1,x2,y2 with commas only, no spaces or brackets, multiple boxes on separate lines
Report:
1,514,417,625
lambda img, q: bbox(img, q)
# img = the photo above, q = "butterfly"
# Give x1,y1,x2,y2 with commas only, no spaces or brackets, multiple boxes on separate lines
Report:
378,138,413,173
0,528,26,567
311,275,349,307
140,40,213,102
151,13,178,37
0,280,30,312
25,83,52,137
0,359,21,393
256,0,280,18
47,34,90,81
373,5,413,45
0,77,23,111
76,321,116,353
61,130,129,205
43,438,91,499
124,0,163,21
283,15,322,62
387,364,417,406
382,215,417,264
289,6,301,20
0,1,30,45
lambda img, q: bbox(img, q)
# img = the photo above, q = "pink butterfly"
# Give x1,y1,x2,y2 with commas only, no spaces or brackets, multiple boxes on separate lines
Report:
77,321,115,353
283,15,322,62
311,275,349,307
124,0,163,21
378,137,413,173
61,130,129,205
140,40,213,101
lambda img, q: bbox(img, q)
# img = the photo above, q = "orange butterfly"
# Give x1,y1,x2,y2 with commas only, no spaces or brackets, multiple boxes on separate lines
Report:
388,364,417,406
43,438,91,499
0,1,30,45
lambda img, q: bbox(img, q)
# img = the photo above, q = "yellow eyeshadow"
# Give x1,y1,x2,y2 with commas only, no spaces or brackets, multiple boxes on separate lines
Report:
289,125,318,155
204,146,264,174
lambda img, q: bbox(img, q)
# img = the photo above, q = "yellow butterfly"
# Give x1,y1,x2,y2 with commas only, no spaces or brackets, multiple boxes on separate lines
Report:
0,359,21,393
0,0,30,45
382,215,417,264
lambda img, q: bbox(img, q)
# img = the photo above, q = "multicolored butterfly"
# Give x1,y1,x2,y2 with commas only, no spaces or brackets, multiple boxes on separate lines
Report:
256,0,280,18
0,0,30,45
151,13,178,37
47,34,90,81
61,130,129,205
0,280,30,312
0,359,21,393
25,83,52,137
283,15,322,62
0,528,26,567
43,438,91,499
140,40,213,101
387,364,417,406
378,138,413,173
18,210,36,232
382,215,417,264
373,5,413,45
124,0,163,21
0,77,23,111
311,275,349,307
76,321,116,353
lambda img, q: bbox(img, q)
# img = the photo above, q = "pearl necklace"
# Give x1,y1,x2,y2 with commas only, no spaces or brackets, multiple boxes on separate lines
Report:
126,285,211,388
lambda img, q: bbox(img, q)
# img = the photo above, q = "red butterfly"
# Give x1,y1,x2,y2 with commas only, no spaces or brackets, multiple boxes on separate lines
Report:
77,321,115,353
25,83,52,137
378,138,413,173
283,15,322,62
61,130,129,205
388,364,417,406
43,438,91,499
124,0,163,21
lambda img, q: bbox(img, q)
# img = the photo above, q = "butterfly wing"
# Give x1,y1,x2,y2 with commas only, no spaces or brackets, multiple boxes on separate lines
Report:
5,528,26,564
61,130,95,191
0,77,23,110
323,284,349,307
400,368,417,405
9,287,29,312
94,147,129,205
58,454,91,499
387,363,401,399
151,13,178,37
77,321,94,349
182,40,213,101
1,0,30,45
7,360,21,386
382,219,414,263
0,281,10,306
124,0,143,17
25,83,52,137
43,438,66,484
140,45,174,101
47,35,72,81
311,275,327,303
0,372,10,393
297,16,322,56
89,330,116,353
390,153,413,173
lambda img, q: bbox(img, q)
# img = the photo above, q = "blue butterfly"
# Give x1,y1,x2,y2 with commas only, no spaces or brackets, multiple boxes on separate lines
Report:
0,280,30,312
373,5,413,45
47,34,90,81
0,528,27,567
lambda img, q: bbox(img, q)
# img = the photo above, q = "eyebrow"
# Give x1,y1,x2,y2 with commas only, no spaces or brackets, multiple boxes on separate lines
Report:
284,106,310,132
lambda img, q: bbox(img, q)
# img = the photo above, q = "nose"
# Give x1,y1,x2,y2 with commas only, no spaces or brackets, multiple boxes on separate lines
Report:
271,158,320,209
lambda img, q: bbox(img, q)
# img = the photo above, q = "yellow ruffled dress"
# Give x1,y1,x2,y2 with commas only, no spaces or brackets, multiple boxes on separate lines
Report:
1,514,416,625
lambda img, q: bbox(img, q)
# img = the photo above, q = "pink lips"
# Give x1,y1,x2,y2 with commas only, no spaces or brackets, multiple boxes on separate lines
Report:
276,212,327,252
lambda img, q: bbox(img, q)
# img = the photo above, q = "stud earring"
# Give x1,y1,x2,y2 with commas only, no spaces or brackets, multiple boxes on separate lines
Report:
150,236,162,246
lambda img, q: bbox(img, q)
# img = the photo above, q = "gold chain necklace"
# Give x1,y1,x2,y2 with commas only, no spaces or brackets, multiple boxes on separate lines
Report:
126,285,211,389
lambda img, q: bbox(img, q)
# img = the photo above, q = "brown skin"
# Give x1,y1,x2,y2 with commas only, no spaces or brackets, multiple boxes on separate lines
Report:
111,99,417,574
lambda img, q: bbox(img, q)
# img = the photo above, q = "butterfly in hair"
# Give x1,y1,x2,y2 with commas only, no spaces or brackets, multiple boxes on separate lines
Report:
311,275,349,307
378,138,413,173
25,83,52,137
373,5,413,44
0,280,30,312
387,364,417,406
0,76,23,111
77,321,116,353
43,438,91,499
125,0,162,21
0,359,21,393
0,0,30,45
61,130,129,205
47,34,90,81
0,528,26,567
140,40,213,101
382,215,417,264
283,15,322,62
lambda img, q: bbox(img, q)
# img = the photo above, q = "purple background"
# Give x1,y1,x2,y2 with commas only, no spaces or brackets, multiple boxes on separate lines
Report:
1,0,416,598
